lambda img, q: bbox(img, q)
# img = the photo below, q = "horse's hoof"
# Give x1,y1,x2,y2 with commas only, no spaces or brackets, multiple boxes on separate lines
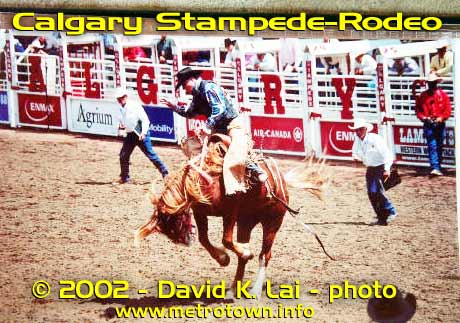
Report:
216,253,230,267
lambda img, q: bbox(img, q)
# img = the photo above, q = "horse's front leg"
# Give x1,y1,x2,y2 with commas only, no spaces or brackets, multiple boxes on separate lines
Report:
222,206,254,261
194,210,230,267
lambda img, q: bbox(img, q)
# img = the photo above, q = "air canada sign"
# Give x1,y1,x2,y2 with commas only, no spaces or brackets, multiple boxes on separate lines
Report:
18,93,62,127
250,116,304,153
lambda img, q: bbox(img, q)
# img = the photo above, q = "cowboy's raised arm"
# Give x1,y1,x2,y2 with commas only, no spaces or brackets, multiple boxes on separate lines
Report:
160,98,196,118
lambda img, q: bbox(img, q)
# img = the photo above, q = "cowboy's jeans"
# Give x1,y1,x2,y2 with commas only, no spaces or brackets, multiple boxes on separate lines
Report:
366,165,396,221
119,132,168,180
423,121,446,171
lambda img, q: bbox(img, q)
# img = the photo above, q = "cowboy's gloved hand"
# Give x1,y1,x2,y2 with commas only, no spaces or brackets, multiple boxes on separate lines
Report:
160,98,176,109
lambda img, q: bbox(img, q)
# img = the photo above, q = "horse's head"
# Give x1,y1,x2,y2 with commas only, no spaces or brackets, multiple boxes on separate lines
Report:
135,155,214,247
145,182,196,246
154,208,196,246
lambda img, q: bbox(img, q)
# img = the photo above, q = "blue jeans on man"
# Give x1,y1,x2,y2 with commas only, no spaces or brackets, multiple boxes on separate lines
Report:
366,165,396,224
423,121,446,172
119,132,168,182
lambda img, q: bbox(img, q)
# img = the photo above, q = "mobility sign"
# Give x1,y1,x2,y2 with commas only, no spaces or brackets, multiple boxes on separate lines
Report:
320,121,378,157
393,125,455,166
250,116,305,154
0,91,8,123
69,98,121,136
17,93,62,128
143,105,176,142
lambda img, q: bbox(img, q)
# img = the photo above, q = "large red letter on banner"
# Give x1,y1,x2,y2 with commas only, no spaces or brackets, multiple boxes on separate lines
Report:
261,74,285,114
28,56,46,92
137,66,158,104
83,61,100,98
332,77,356,120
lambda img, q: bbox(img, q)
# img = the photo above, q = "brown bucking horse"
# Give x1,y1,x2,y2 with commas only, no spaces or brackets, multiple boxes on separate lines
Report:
134,134,329,298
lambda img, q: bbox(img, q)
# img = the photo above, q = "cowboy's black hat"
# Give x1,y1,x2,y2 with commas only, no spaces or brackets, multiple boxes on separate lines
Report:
224,38,236,48
175,67,202,90
367,289,416,323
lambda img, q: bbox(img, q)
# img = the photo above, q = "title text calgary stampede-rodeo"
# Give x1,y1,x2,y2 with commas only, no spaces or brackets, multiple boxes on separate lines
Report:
12,12,442,36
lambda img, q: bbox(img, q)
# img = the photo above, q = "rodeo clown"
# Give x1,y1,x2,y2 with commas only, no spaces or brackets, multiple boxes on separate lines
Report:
115,88,169,184
160,67,267,195
350,119,397,226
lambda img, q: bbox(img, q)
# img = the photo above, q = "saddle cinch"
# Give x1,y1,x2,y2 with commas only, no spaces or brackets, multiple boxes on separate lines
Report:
180,134,262,187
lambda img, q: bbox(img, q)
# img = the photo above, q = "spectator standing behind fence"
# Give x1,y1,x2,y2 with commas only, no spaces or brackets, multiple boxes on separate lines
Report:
279,37,301,72
350,119,397,226
321,56,342,75
415,73,452,176
430,45,453,77
157,35,173,64
354,53,377,75
101,33,116,55
248,52,276,72
28,36,48,55
321,36,342,75
223,38,238,68
388,57,420,76
115,88,169,184
123,46,148,62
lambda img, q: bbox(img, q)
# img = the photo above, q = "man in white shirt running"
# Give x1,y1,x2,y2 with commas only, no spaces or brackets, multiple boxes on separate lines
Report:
115,88,169,184
350,119,397,226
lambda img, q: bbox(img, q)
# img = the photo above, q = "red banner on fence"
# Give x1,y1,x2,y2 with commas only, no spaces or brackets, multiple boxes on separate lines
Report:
18,93,62,127
393,125,455,165
320,121,377,157
250,116,304,152
305,60,314,108
377,63,386,112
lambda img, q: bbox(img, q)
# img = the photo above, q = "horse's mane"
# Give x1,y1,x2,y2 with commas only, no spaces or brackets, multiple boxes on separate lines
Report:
156,140,228,215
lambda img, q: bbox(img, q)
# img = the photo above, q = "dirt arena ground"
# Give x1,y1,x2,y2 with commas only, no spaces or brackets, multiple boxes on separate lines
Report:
1,128,459,323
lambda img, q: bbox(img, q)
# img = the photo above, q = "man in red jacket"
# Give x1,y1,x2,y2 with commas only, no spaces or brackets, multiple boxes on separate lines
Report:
415,73,452,176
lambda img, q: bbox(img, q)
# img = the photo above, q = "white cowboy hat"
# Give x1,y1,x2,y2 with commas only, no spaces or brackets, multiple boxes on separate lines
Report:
426,73,441,82
114,87,128,100
348,118,373,131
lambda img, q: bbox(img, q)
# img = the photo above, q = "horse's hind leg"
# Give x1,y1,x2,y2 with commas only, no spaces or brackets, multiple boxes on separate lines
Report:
250,218,283,298
194,211,230,267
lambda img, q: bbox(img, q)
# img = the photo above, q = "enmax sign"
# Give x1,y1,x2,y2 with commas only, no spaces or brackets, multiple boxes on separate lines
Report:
320,121,377,157
17,93,62,127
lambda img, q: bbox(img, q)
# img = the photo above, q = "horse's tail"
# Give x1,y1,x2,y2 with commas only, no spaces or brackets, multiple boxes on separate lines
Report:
283,155,329,200
263,156,334,260
133,214,159,247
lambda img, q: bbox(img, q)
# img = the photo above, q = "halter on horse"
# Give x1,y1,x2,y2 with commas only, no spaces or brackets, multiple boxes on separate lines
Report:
134,134,330,298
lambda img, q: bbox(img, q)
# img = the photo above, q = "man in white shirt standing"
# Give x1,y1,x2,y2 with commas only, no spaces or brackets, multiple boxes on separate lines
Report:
115,88,169,184
350,119,397,226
